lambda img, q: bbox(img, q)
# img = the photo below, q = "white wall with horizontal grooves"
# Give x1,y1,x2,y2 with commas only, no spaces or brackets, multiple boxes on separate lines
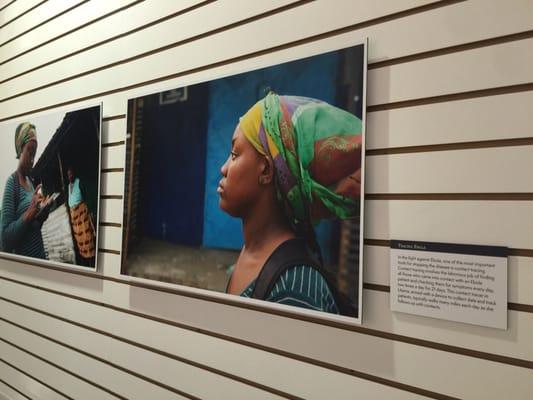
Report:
0,0,532,399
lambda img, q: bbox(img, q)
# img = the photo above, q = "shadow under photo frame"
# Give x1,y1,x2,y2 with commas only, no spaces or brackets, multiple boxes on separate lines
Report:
120,38,367,326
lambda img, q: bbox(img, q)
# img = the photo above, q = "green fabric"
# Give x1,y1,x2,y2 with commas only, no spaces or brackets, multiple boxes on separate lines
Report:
260,93,362,223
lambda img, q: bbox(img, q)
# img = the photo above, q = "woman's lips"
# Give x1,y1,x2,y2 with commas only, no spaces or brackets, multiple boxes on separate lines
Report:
217,181,224,194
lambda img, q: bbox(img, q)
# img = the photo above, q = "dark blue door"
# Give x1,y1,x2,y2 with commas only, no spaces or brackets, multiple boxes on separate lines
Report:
140,83,209,246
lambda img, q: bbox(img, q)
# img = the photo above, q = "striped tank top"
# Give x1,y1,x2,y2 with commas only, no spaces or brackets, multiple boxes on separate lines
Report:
240,265,339,314
1,173,46,259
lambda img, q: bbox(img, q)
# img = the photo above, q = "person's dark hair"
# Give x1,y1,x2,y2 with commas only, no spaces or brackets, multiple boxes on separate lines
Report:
275,176,324,265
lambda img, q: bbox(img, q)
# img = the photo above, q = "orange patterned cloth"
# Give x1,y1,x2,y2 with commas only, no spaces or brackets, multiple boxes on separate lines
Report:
70,201,95,259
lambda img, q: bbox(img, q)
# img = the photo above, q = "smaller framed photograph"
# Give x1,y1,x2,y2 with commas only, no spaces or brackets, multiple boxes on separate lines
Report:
0,104,102,271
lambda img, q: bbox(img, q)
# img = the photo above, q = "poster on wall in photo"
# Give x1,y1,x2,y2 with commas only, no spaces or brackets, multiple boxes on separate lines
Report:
0,105,102,271
390,240,508,329
121,39,367,323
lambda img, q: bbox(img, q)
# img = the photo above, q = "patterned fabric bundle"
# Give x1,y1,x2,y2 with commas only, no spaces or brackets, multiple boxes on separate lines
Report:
14,122,37,159
238,93,363,224
69,202,96,259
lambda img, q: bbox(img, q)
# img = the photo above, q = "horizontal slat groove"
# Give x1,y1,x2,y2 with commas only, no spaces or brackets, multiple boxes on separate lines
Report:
0,0,90,48
99,222,122,228
0,0,47,30
1,267,532,371
509,249,533,257
0,0,464,122
364,238,391,247
0,297,303,400
0,0,146,66
365,193,533,201
363,283,389,293
0,315,207,400
1,1,529,399
98,248,121,255
0,0,297,87
102,114,126,121
5,237,533,316
508,303,533,313
0,336,128,400
367,83,533,112
368,28,533,70
99,130,533,156
363,284,533,315
0,275,459,400
0,0,313,103
102,140,125,148
0,377,32,400
99,128,533,157
366,137,533,155
0,357,72,400
0,0,16,14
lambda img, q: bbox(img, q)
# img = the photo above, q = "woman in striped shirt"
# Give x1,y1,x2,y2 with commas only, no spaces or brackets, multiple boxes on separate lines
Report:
1,123,47,259
218,93,363,315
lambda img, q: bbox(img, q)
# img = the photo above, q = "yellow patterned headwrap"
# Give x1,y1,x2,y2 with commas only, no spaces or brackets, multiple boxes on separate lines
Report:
237,93,363,223
15,122,37,159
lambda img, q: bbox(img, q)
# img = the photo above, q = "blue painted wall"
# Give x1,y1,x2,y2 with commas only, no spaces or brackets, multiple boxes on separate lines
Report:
202,51,340,253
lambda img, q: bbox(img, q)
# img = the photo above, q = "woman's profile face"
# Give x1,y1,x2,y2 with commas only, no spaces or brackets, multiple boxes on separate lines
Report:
218,126,265,218
19,140,37,176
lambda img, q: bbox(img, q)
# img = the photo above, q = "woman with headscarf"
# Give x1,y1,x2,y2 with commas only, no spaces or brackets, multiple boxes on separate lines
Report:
1,123,47,258
218,93,362,314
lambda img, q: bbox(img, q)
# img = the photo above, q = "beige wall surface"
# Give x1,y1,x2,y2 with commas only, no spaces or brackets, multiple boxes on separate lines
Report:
0,0,532,399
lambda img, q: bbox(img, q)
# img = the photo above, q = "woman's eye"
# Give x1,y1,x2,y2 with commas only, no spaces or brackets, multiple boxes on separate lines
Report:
230,151,237,160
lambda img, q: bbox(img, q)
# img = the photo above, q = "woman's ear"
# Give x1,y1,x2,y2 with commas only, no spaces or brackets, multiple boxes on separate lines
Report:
259,155,274,185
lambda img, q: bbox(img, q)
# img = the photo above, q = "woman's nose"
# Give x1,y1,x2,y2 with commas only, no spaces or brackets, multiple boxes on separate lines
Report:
220,157,229,176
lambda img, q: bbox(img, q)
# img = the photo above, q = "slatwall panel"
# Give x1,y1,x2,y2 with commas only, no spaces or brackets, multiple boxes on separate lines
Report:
0,0,532,399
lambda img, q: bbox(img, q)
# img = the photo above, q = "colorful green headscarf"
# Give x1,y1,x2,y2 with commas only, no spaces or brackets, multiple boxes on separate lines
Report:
14,122,36,159
238,93,363,225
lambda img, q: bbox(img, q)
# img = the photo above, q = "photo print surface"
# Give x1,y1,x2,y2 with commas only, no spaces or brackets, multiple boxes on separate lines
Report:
0,105,101,270
122,42,366,321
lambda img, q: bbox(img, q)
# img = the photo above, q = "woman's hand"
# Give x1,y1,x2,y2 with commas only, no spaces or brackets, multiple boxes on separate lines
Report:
40,194,51,208
23,185,43,223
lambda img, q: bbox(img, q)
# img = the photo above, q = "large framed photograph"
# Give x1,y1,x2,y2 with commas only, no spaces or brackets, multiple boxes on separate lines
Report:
0,105,102,271
122,40,366,323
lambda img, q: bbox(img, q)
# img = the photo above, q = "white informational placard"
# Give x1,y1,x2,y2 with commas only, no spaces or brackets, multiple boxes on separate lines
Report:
390,240,508,329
